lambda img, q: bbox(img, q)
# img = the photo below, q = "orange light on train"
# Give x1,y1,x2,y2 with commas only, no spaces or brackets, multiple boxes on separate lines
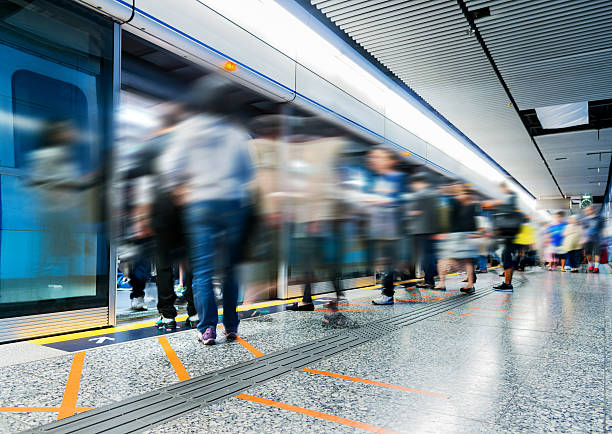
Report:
223,61,237,72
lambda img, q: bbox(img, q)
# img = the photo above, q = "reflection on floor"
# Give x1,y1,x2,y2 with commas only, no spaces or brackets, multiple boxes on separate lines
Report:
0,268,609,432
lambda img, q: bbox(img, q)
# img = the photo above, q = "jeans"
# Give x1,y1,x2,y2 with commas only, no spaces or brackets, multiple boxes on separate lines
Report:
367,239,399,297
185,200,246,333
414,235,436,285
477,255,487,271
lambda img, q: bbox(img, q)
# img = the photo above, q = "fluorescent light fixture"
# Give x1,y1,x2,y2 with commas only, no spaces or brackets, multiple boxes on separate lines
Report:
200,0,534,207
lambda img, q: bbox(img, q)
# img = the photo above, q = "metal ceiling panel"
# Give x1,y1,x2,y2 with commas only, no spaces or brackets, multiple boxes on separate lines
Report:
468,0,612,109
311,0,561,198
535,129,611,196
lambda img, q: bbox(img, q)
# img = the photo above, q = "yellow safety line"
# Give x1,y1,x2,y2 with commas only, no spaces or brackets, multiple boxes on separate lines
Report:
29,296,323,345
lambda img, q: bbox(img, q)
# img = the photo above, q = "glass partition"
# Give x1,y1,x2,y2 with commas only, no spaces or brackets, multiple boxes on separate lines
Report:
0,0,114,319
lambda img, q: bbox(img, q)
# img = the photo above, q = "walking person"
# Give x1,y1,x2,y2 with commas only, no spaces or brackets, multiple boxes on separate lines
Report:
582,205,604,273
161,75,256,345
492,183,523,292
404,172,438,290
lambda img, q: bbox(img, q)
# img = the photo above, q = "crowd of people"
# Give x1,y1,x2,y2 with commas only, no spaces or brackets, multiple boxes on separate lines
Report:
117,74,607,346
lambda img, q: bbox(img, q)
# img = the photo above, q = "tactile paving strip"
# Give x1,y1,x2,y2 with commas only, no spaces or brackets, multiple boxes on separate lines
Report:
29,288,495,433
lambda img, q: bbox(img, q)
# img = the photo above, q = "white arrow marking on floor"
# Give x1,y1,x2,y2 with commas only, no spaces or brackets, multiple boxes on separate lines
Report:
88,337,115,344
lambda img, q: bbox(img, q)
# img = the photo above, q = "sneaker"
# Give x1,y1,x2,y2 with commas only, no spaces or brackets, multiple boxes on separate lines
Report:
155,316,177,331
372,295,394,305
131,297,148,311
224,328,238,341
184,316,199,329
493,282,514,292
198,327,216,345
460,287,475,295
593,267,599,274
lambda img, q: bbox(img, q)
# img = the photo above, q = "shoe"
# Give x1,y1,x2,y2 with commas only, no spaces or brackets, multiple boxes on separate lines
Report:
223,328,238,341
372,295,394,305
286,302,315,311
588,264,593,272
184,316,198,329
432,286,446,291
493,283,514,292
498,273,504,277
198,327,216,345
415,283,434,289
593,268,599,273
570,268,579,273
461,278,468,283
155,316,177,331
460,287,475,295
131,297,148,311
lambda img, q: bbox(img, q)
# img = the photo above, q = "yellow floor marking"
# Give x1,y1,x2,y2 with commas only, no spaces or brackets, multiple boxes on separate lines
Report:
30,296,324,345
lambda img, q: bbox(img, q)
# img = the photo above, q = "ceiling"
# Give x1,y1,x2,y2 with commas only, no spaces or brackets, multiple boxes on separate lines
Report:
305,0,612,199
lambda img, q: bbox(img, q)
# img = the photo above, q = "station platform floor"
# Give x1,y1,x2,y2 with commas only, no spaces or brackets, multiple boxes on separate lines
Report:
0,269,609,433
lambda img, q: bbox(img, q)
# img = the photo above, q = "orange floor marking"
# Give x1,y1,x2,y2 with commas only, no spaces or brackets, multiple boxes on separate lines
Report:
0,406,94,413
57,352,85,420
301,368,449,398
158,336,191,381
236,394,400,434
236,336,265,358
447,311,527,320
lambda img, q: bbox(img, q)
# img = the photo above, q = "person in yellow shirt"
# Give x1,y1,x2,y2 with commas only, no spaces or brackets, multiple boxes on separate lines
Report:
514,219,536,271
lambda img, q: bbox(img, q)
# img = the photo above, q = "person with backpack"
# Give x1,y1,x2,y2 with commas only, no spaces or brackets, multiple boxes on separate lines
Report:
491,182,523,292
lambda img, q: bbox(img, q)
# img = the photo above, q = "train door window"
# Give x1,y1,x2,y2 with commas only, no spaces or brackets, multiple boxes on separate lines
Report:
0,0,114,318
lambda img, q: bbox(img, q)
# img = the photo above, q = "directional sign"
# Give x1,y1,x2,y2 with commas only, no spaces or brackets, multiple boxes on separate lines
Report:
88,337,115,344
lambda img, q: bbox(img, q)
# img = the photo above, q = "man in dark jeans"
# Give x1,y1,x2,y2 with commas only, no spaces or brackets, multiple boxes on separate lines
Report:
151,192,197,330
405,172,438,290
129,107,198,330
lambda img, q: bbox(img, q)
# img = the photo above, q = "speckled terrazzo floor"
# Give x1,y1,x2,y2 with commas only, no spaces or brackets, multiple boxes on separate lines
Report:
0,269,609,433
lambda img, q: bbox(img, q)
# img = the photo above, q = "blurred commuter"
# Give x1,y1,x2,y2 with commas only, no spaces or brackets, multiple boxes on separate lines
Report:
475,215,492,273
129,104,198,329
28,119,97,291
547,211,567,270
561,215,583,272
361,147,405,306
435,185,478,293
492,182,522,292
582,206,603,273
404,172,438,290
285,131,347,316
513,219,536,271
161,75,256,345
